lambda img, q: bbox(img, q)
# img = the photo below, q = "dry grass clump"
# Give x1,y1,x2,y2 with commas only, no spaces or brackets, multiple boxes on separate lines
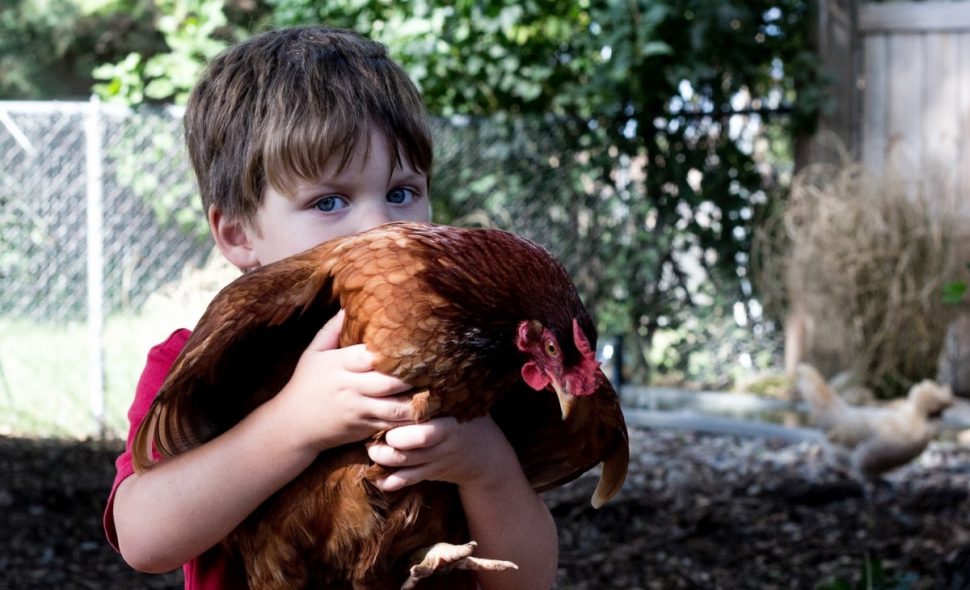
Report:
756,155,970,397
142,247,241,329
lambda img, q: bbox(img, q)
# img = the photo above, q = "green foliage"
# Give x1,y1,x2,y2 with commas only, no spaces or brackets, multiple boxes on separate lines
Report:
84,0,251,254
81,0,826,384
270,0,818,381
93,0,238,104
943,280,967,305
106,107,210,241
943,264,970,305
0,0,164,99
817,555,920,590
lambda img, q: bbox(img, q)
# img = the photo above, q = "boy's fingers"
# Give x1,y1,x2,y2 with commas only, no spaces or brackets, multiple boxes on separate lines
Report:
368,443,438,467
375,466,433,492
341,345,377,372
383,421,449,450
367,443,408,465
369,395,415,422
360,374,413,397
306,309,346,352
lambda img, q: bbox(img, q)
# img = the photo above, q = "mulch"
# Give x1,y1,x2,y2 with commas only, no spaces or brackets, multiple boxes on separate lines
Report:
2,426,968,589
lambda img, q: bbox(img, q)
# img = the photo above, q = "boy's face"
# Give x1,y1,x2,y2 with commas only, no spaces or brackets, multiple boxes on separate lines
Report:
218,130,431,268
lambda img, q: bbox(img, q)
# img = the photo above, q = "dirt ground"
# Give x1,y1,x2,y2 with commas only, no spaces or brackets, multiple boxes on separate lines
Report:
2,426,968,590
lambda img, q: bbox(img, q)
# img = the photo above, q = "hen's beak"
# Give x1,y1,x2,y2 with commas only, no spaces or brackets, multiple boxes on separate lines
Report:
552,380,575,421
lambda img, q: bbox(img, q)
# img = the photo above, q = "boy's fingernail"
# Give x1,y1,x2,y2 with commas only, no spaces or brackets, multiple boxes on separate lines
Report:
381,475,405,491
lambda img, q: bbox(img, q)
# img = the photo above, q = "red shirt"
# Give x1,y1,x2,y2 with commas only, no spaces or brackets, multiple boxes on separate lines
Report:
103,329,246,589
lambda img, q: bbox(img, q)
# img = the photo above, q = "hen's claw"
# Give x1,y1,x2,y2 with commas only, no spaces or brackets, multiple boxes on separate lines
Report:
400,541,518,590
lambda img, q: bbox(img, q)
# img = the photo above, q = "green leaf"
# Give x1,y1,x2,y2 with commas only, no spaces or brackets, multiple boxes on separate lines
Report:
943,281,967,305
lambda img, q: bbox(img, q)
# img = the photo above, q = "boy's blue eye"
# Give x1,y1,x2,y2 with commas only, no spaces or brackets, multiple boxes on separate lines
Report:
387,187,416,205
314,196,348,212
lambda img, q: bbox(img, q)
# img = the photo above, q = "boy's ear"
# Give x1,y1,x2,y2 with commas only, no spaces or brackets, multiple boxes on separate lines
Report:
208,205,259,271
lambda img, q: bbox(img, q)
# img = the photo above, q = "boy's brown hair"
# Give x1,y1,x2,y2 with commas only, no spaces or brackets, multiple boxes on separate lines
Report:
184,26,433,225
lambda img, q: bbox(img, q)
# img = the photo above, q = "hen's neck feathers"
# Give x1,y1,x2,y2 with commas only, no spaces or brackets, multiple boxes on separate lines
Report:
408,225,593,362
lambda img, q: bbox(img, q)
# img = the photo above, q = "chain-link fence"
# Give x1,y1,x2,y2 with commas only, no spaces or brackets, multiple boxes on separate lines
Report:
1,99,785,438
1,99,212,437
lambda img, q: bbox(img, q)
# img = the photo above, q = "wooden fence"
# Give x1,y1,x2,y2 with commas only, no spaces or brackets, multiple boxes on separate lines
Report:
816,0,970,196
786,1,970,384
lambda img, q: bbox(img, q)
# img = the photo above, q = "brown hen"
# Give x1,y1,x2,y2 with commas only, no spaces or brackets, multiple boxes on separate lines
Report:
132,221,628,589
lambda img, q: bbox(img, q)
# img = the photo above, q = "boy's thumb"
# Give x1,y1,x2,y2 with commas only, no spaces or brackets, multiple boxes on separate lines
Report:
308,309,346,351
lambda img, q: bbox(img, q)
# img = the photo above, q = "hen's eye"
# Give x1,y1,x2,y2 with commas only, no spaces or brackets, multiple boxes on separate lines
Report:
545,339,559,357
387,187,416,205
313,196,349,212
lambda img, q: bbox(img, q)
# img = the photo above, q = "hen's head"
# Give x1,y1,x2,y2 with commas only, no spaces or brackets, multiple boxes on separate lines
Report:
516,318,601,420
908,380,953,418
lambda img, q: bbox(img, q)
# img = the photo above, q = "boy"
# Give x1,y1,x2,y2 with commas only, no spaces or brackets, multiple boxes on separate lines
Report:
104,26,558,589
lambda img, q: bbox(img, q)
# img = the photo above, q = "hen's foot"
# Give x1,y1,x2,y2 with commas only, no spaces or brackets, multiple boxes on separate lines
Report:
400,541,518,590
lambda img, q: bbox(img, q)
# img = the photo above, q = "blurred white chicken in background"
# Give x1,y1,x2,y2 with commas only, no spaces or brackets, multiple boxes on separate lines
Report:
795,364,953,481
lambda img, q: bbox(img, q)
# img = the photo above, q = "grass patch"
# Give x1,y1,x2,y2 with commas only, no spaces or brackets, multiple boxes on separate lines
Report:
0,312,193,438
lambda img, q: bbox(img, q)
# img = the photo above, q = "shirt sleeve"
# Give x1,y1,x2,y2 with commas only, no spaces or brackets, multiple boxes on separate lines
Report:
103,328,191,551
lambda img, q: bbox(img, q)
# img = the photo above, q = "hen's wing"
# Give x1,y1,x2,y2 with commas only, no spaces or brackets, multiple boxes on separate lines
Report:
131,242,348,470
492,374,629,508
133,222,468,471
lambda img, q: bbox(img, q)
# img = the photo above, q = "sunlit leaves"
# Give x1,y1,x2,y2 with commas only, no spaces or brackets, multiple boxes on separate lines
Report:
93,0,234,105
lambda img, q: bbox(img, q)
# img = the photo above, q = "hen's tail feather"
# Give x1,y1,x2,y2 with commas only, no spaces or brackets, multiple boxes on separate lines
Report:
592,422,629,508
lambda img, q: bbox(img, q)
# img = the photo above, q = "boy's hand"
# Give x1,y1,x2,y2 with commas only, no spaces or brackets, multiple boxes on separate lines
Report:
275,310,415,452
367,414,514,492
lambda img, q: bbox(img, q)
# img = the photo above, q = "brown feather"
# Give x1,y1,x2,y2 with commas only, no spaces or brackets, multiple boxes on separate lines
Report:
132,221,628,588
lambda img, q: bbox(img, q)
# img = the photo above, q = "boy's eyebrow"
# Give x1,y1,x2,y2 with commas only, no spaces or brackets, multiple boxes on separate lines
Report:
389,170,428,183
